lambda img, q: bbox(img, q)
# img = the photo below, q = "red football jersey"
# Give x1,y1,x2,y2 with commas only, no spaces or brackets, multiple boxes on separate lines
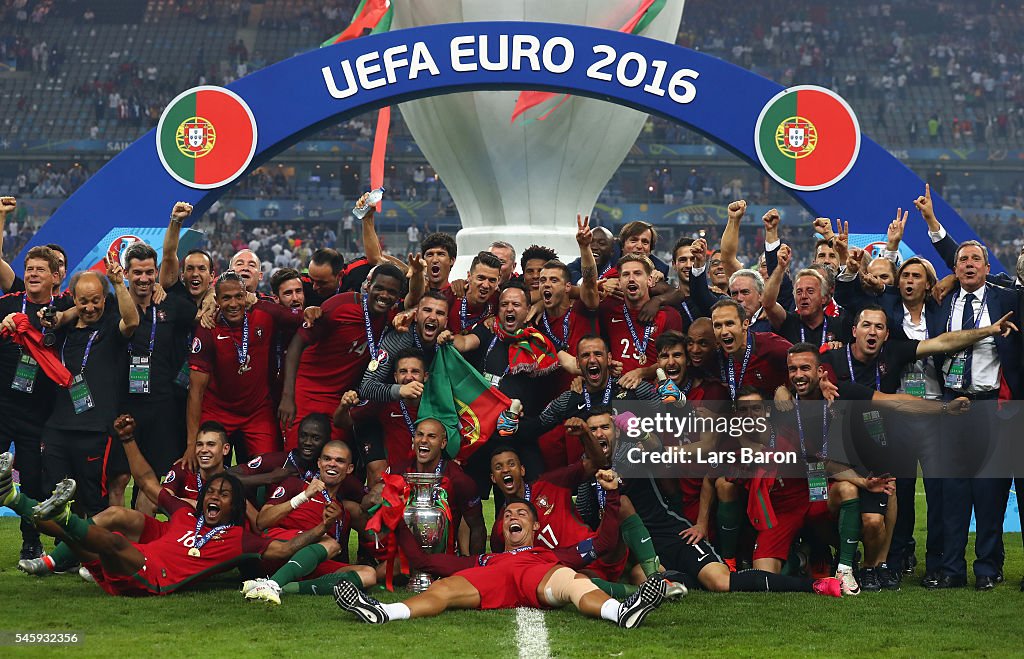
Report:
442,288,496,334
160,464,206,502
351,399,417,467
235,450,318,483
190,303,290,416
491,462,592,552
598,298,682,375
717,331,792,399
139,490,271,592
266,476,351,542
294,293,393,407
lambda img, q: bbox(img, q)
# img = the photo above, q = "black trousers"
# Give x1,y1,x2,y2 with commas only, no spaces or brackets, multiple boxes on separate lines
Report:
41,427,111,516
0,411,45,543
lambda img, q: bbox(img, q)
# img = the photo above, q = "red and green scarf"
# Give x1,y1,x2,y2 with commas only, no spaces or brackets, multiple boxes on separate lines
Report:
492,324,560,375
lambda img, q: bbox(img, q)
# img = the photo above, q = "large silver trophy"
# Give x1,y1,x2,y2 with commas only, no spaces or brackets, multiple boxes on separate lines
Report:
403,472,449,592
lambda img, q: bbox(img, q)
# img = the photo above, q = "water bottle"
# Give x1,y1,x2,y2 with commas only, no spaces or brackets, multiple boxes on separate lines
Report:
352,187,385,219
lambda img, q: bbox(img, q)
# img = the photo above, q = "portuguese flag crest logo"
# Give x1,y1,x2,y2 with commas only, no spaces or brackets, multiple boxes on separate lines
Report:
156,86,258,189
754,85,860,191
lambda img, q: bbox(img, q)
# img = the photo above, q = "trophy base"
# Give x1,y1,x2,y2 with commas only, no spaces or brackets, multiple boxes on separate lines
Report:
451,226,577,283
407,571,434,593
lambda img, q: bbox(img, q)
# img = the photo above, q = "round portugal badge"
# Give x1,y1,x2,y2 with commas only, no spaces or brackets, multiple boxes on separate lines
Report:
754,85,860,191
156,86,258,190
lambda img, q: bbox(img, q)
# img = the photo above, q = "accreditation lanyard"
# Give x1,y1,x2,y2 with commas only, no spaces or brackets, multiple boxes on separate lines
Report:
62,330,100,375
721,332,753,401
582,376,614,410
846,344,880,391
622,303,653,362
541,309,571,351
946,289,988,334
800,316,828,347
128,305,158,357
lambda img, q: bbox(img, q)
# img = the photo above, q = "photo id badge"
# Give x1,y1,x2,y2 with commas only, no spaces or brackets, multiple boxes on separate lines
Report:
11,351,39,393
807,461,828,502
174,361,190,389
862,410,888,447
901,373,927,398
129,355,151,394
69,374,95,414
943,354,966,390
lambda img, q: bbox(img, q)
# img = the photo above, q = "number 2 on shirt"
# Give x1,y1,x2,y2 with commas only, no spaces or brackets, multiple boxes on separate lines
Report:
619,338,643,362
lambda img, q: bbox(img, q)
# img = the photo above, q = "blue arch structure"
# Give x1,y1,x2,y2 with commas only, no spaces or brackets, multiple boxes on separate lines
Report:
18,21,998,274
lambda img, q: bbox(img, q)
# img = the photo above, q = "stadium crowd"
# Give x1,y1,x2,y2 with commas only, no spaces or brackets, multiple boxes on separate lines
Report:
0,178,1021,627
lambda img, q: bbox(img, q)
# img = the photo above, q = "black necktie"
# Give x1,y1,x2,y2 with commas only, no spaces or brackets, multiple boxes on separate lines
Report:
961,292,976,388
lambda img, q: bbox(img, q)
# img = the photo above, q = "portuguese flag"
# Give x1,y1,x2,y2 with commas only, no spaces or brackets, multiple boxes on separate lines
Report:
755,86,860,190
157,88,256,188
418,345,512,461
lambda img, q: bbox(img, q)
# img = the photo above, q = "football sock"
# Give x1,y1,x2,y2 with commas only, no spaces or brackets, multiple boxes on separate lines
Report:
47,540,76,567
837,498,861,569
57,512,92,543
729,570,814,593
270,543,328,586
600,598,620,622
716,499,741,560
620,514,659,577
282,569,363,595
382,602,411,620
4,488,35,517
590,578,637,599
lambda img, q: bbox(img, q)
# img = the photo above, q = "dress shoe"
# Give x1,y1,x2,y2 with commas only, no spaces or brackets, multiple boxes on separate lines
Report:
920,572,941,589
928,574,967,589
975,575,998,591
902,553,918,576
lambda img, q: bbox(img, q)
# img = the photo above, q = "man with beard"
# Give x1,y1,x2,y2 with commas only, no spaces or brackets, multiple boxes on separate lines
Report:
0,451,333,596
762,249,847,346
443,252,501,334
43,256,139,515
278,264,404,447
532,214,601,387
115,242,198,513
186,271,303,464
637,237,701,331
346,350,430,485
567,226,616,283
301,248,345,307
271,268,305,311
685,317,718,378
359,291,447,403
598,255,682,386
244,440,374,604
337,469,669,628
709,299,791,400
421,232,457,292
0,244,72,559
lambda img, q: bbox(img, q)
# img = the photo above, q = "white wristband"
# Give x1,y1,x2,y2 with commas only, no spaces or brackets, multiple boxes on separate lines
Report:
290,492,309,510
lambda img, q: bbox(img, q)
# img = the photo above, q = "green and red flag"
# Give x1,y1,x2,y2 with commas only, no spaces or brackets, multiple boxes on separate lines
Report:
511,0,666,123
156,86,257,189
418,345,512,461
754,85,861,191
321,0,393,46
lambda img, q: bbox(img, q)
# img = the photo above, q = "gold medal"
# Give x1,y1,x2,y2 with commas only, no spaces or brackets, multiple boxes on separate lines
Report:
637,353,647,366
188,547,201,558
368,359,379,372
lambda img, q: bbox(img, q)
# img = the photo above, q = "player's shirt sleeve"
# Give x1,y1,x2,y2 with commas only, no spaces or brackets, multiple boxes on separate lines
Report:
232,454,273,477
660,306,683,333
553,489,621,568
254,299,303,329
539,461,587,489
298,293,347,345
519,391,570,437
189,326,216,374
160,465,186,498
157,488,192,516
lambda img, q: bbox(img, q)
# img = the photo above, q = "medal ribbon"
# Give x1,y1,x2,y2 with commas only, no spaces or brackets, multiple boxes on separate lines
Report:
540,309,571,351
191,515,230,552
218,311,249,368
582,376,614,410
621,303,653,362
721,332,753,401
361,293,385,360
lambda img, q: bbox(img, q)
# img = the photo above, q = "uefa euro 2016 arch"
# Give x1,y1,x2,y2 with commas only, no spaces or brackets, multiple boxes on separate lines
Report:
16,21,999,275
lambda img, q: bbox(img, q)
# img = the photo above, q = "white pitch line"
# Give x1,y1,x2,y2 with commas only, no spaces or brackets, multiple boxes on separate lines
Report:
515,607,551,659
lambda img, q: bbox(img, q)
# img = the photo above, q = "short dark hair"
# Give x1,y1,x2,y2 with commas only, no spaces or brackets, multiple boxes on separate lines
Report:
298,412,332,438
521,245,558,270
576,333,608,352
539,259,572,281
583,405,616,422
470,251,503,272
45,243,67,266
655,330,687,354
184,248,215,273
311,248,345,275
123,242,158,269
421,232,457,259
503,496,539,522
270,267,302,295
787,342,821,363
711,297,746,322
418,289,449,308
855,303,888,328
393,347,426,369
197,420,229,443
371,263,407,289
490,444,520,462
672,236,695,258
498,279,530,303
734,385,763,400
214,270,245,296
